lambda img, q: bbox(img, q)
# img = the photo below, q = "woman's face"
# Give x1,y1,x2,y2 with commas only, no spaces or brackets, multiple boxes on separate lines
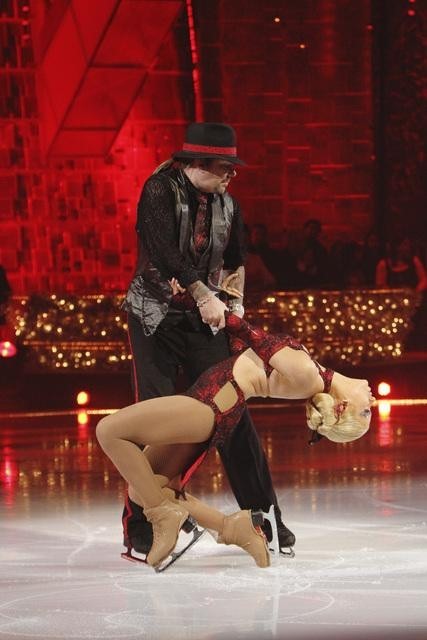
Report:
347,379,375,428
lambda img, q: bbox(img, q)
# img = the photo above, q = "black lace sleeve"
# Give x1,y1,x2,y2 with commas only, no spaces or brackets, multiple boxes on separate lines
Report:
136,176,201,287
222,197,247,270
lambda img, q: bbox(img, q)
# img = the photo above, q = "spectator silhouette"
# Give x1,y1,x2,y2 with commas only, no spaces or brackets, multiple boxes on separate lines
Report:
375,236,427,292
290,219,329,289
361,229,383,287
244,225,276,291
266,228,298,289
376,236,427,351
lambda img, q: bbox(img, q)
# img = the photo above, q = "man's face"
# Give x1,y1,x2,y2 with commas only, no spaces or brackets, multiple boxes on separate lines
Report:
184,159,237,194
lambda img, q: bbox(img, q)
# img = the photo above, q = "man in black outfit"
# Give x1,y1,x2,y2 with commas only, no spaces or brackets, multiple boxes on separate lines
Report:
121,122,295,554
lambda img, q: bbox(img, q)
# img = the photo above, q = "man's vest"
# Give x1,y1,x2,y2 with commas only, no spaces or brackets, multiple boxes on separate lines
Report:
123,168,234,335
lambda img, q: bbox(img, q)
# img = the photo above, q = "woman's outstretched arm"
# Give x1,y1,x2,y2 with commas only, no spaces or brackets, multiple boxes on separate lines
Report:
225,313,330,398
266,348,326,399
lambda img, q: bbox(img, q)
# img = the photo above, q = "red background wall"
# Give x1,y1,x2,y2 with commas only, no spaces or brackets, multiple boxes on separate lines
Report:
1,0,375,294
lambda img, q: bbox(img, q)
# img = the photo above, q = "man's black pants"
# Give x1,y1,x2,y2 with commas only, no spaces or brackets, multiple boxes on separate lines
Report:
127,312,278,512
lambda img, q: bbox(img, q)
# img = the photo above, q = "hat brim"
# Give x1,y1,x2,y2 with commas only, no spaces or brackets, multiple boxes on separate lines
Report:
173,150,246,166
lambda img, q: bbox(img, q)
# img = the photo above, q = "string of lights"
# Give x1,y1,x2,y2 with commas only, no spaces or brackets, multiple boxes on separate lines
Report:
6,288,420,372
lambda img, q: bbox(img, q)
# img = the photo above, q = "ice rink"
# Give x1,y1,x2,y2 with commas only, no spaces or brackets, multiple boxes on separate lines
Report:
1,400,427,640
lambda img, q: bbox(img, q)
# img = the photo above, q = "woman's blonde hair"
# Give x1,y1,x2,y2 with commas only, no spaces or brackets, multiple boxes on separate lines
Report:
306,393,370,443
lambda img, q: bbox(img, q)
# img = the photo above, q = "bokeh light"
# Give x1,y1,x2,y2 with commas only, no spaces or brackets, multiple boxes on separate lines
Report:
77,391,90,406
378,382,391,397
0,341,17,358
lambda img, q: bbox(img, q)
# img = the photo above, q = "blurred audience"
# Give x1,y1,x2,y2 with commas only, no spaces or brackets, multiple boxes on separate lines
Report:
243,225,276,291
243,220,427,301
289,219,330,289
361,229,383,287
269,228,298,289
375,236,427,292
331,240,366,288
329,230,383,289
375,236,427,350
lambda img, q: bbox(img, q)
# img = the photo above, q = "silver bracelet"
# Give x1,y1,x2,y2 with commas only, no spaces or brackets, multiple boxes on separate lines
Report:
229,302,244,313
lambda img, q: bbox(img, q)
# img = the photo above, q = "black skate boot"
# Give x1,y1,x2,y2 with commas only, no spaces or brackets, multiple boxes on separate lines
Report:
261,505,296,558
121,495,153,562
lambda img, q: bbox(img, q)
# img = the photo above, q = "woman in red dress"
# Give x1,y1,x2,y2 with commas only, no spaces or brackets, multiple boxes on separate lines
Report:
97,280,374,572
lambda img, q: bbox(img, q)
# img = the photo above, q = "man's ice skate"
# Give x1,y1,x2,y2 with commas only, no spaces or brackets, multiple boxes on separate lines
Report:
122,495,153,557
262,505,295,558
121,546,148,565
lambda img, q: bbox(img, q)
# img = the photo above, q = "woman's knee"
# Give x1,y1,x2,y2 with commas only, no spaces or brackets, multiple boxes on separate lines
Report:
96,415,114,450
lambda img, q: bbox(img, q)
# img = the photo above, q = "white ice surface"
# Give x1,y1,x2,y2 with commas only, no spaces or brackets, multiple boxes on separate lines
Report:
1,480,427,640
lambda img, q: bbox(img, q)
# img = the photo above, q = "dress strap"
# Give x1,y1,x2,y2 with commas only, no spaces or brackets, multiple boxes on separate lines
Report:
229,376,242,393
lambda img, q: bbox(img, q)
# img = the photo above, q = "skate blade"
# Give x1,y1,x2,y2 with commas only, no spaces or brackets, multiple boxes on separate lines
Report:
263,505,295,559
154,525,205,573
121,548,148,564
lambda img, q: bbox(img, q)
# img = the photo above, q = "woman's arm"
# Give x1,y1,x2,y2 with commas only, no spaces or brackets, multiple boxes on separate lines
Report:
267,346,328,399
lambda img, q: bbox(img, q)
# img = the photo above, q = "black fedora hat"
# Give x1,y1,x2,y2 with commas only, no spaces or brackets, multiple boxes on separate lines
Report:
173,122,245,165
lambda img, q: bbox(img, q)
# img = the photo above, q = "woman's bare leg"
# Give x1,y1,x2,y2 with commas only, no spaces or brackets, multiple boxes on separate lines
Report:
96,395,214,509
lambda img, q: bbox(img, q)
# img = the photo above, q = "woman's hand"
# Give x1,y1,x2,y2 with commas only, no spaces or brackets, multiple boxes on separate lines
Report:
169,277,186,295
220,271,242,299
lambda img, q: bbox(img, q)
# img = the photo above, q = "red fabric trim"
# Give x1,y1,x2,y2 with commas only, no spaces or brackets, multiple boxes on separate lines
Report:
127,326,139,402
180,449,208,487
182,143,237,155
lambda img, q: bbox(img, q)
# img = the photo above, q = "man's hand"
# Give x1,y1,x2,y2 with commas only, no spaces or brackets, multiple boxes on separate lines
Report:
199,295,228,329
169,277,228,329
